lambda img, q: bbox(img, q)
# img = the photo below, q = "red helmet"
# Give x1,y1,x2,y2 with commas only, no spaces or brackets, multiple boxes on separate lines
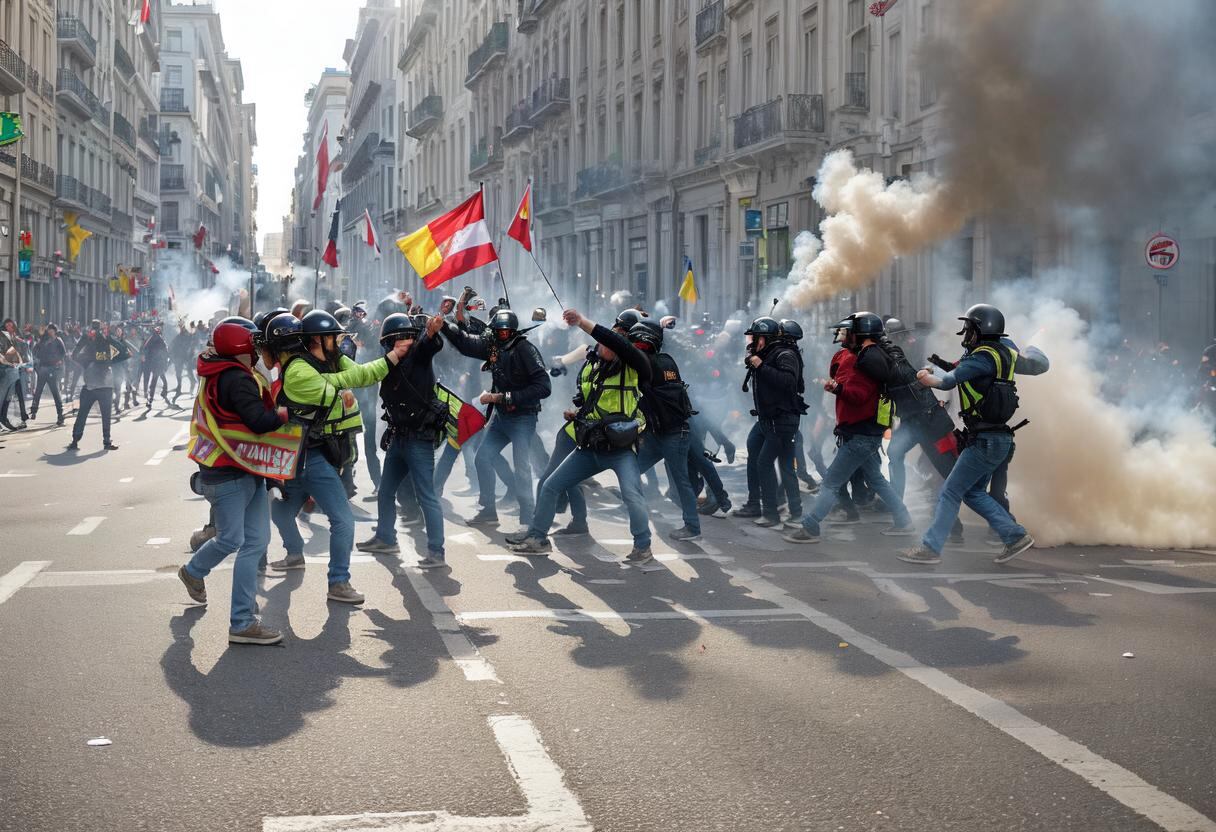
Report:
212,321,256,358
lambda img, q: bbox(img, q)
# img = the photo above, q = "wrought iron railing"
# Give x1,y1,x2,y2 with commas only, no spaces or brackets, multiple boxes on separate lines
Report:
40,163,55,189
845,72,868,109
733,94,825,150
466,22,508,86
0,39,26,85
695,0,725,49
114,39,136,80
469,128,504,172
694,136,721,165
113,113,137,149
56,68,102,116
160,87,188,113
529,76,570,120
21,154,38,180
56,16,97,61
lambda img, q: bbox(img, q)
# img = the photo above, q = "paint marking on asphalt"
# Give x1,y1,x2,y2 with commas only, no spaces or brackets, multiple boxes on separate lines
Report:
717,565,1216,832
456,607,798,623
66,516,106,536
851,568,1049,582
1087,575,1216,595
144,449,171,466
146,537,171,546
118,476,134,483
262,714,591,832
0,470,34,478
870,577,931,613
761,560,871,569
0,561,52,605
398,562,500,683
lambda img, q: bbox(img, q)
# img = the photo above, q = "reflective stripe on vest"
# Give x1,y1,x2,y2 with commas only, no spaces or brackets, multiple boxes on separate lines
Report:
282,355,363,436
188,374,305,481
958,344,1018,415
564,362,646,439
877,395,893,428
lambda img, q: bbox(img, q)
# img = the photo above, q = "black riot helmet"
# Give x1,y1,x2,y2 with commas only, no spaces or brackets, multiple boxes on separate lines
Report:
379,312,420,344
851,311,885,337
217,315,258,334
254,307,290,336
299,310,344,338
266,313,305,353
614,309,645,332
884,316,908,336
629,320,664,352
957,304,1006,346
778,319,804,342
745,316,780,337
490,309,519,331
333,306,354,328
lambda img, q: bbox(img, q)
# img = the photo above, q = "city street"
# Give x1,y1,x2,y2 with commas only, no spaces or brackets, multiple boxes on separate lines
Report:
1,408,1213,832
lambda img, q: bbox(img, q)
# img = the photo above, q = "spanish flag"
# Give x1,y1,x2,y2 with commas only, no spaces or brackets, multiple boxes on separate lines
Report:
679,255,698,303
507,183,532,252
397,190,499,290
65,212,92,263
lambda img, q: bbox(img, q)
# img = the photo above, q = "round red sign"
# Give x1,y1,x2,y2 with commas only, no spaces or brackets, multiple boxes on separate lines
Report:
1145,234,1179,270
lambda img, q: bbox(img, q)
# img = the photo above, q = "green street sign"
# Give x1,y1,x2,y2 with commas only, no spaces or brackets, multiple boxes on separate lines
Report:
0,112,24,148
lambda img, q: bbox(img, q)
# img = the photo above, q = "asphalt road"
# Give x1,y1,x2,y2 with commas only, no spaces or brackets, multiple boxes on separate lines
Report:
1,404,1214,832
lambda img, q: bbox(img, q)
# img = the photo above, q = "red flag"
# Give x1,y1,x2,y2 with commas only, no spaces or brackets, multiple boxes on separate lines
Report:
129,0,151,34
313,121,329,212
362,208,381,258
396,190,498,291
320,201,341,268
507,183,532,252
192,224,206,249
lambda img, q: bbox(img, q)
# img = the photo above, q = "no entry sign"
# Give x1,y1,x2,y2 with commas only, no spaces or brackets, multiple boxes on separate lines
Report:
1145,233,1179,270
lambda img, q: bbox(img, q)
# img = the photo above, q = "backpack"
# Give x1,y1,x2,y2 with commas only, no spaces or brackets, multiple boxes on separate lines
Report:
963,343,1020,426
645,352,695,432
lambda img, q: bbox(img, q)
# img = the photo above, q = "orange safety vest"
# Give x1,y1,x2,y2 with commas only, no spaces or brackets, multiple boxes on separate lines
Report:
188,361,305,481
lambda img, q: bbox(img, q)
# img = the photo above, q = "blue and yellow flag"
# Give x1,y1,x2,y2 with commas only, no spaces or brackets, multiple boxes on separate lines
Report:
678,256,698,303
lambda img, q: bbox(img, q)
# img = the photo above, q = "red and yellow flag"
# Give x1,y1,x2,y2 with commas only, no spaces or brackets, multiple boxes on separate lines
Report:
507,183,532,253
397,190,499,290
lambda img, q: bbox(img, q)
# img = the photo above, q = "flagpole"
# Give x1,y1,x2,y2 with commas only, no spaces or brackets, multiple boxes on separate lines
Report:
529,250,564,311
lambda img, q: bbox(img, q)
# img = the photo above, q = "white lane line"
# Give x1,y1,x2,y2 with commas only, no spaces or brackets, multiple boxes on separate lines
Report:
0,471,34,478
169,425,191,446
67,516,106,536
0,561,52,605
1087,575,1216,596
144,449,171,466
118,476,134,483
456,607,798,623
145,537,171,546
263,714,591,832
851,568,1048,581
762,560,871,569
720,565,1216,832
398,563,500,683
870,577,931,613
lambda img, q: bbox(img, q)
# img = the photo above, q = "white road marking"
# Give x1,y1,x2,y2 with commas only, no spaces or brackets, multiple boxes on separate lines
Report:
718,565,1216,832
0,561,51,605
1087,575,1216,596
456,607,799,623
169,425,191,446
118,476,134,483
263,714,591,832
478,554,531,562
870,578,931,613
398,563,500,683
762,560,871,569
0,471,34,478
587,579,627,585
66,516,106,536
144,449,171,466
851,569,1048,582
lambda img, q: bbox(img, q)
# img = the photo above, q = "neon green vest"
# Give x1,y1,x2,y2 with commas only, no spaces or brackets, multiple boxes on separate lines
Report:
958,344,1018,418
564,361,646,439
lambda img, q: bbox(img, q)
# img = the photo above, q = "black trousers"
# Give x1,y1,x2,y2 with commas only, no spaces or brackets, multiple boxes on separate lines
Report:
72,387,113,443
32,367,64,417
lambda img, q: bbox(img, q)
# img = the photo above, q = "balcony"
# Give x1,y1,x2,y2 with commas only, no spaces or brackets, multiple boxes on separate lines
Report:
399,0,440,71
342,130,381,185
516,0,538,33
0,39,25,95
138,115,159,152
349,79,381,132
693,136,721,166
160,87,189,113
56,68,100,121
415,185,441,214
111,210,134,233
113,113,137,151
0,151,15,169
55,174,90,213
530,0,558,15
40,163,55,190
465,22,508,89
530,76,570,122
469,128,504,177
502,102,533,144
405,94,442,139
535,183,570,218
20,154,38,181
695,0,726,52
57,16,97,69
731,94,824,155
27,67,40,96
844,72,868,110
574,160,660,201
113,39,135,81
160,164,186,192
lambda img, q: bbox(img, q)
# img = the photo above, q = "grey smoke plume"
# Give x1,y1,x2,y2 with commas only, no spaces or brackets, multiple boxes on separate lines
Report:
785,0,1216,307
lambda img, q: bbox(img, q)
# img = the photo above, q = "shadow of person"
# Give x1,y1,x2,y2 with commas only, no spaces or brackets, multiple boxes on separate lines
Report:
160,599,389,748
38,449,106,466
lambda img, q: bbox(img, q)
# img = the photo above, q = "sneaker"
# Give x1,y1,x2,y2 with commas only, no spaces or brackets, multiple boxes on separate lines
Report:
553,522,590,536
398,513,423,526
995,534,1035,564
826,511,862,525
362,489,380,503
177,566,207,603
504,529,531,545
881,524,917,537
781,518,805,530
56,416,65,426
417,556,449,570
229,621,283,646
66,440,79,451
356,537,400,555
508,536,552,556
781,528,820,544
670,526,702,542
696,500,720,516
731,504,762,519
327,581,365,604
753,516,781,528
467,509,499,525
103,442,119,451
189,525,216,553
625,547,654,565
270,556,306,571
722,440,737,464
897,546,942,565
711,502,732,519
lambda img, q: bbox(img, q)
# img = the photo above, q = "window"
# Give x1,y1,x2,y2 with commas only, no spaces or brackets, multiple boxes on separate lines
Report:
633,92,643,158
764,18,779,101
739,34,752,110
653,0,663,40
615,98,624,155
766,202,788,228
888,32,902,118
163,201,179,231
166,28,182,51
599,7,608,67
616,5,625,64
166,64,182,87
653,85,662,160
920,4,938,107
802,7,819,93
696,73,708,147
634,0,642,56
630,237,648,298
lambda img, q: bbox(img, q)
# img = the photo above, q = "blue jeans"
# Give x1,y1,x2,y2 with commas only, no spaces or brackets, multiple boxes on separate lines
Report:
688,417,728,505
923,432,1026,554
271,447,355,585
535,429,587,525
801,434,911,535
529,446,651,549
756,416,802,521
0,367,18,423
887,422,920,500
475,411,538,526
377,436,445,557
356,388,382,488
186,474,269,631
638,429,700,533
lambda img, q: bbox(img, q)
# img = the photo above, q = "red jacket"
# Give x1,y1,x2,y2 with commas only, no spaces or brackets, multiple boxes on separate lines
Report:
829,348,883,436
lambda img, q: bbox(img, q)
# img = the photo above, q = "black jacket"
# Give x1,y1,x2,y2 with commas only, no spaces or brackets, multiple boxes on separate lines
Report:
639,351,691,434
443,323,551,412
380,332,443,433
34,336,67,368
750,342,804,419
